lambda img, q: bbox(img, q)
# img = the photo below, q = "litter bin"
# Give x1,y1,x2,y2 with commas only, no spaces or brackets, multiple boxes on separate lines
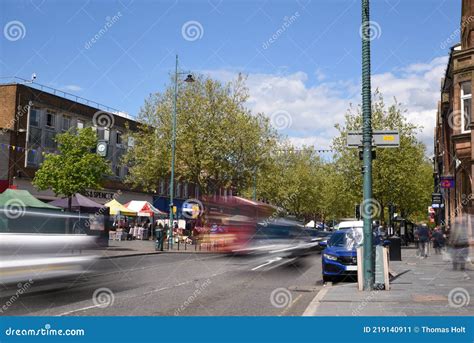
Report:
387,236,402,261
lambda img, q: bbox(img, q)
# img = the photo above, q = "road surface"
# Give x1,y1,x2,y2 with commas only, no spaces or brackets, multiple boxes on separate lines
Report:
0,252,325,316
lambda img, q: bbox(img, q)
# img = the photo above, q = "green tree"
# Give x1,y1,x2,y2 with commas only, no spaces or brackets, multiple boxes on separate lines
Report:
332,91,433,222
246,144,325,221
123,74,278,195
33,128,111,211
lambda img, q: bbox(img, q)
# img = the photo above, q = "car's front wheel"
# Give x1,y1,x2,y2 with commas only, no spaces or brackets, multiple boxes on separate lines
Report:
322,274,332,283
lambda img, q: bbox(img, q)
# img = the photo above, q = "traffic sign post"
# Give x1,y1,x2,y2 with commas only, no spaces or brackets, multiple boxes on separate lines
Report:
347,130,400,148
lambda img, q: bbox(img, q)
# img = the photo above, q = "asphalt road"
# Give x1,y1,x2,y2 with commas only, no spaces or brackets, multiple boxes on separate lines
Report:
0,252,325,316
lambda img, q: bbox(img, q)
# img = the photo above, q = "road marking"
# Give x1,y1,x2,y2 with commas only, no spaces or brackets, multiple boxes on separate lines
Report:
278,293,302,316
55,271,229,316
56,304,101,316
302,286,330,316
251,257,282,271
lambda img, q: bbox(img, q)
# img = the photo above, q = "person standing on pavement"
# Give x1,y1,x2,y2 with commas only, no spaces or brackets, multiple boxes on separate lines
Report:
417,223,430,258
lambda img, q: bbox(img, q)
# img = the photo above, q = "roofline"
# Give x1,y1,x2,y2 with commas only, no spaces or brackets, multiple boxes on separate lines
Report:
0,77,134,121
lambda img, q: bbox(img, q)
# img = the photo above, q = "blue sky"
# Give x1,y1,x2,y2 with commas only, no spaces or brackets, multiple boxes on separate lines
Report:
0,0,461,152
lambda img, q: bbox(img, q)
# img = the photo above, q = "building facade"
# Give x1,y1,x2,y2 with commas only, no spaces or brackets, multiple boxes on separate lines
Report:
0,80,152,204
434,0,474,227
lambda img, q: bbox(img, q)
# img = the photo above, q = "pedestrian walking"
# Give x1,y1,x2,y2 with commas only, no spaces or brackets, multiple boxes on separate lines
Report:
432,226,445,254
449,215,470,271
417,223,430,258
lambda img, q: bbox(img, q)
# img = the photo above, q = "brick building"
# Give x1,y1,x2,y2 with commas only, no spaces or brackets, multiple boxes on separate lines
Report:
0,79,153,204
434,0,474,227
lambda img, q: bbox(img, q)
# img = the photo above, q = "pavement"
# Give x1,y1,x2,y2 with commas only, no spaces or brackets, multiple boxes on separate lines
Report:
305,246,474,316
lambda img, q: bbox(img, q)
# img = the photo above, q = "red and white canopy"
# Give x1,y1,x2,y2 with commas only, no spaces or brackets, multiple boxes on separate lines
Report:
124,201,166,217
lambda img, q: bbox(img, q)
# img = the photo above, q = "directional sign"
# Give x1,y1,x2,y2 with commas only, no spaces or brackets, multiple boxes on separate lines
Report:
432,193,443,205
347,130,400,148
440,176,455,189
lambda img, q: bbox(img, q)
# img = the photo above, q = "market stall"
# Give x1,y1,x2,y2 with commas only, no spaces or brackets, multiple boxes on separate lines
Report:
104,199,137,241
124,201,166,240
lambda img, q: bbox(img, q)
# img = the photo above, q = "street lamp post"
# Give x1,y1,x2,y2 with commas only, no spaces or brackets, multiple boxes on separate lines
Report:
361,0,375,290
168,54,194,249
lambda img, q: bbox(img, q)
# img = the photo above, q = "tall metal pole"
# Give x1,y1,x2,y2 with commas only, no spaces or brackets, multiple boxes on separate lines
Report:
169,54,178,249
361,0,375,290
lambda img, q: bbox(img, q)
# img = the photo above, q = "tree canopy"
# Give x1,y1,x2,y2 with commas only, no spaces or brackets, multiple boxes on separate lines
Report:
33,127,111,208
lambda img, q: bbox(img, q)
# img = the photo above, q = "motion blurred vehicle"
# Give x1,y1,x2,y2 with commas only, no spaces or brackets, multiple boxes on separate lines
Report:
194,196,318,258
0,206,101,285
307,230,333,252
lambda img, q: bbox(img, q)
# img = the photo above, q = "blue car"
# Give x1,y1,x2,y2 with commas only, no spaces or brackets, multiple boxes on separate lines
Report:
320,229,360,282
320,228,389,282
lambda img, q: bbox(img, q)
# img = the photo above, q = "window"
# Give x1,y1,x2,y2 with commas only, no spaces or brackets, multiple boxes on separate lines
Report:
114,165,121,178
183,183,188,198
29,108,40,127
116,131,122,146
128,136,135,148
460,82,472,133
28,127,42,146
27,149,37,166
175,182,182,198
44,130,57,149
46,111,55,128
97,127,110,141
77,120,84,129
62,116,71,131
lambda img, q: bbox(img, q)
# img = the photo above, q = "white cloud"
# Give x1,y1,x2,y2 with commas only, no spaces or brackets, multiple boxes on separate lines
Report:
63,84,83,92
203,56,448,154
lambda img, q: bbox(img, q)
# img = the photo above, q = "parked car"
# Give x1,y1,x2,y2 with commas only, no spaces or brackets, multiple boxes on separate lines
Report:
320,226,389,282
320,228,362,282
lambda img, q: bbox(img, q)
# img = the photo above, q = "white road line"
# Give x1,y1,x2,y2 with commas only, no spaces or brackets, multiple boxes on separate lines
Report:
251,257,282,271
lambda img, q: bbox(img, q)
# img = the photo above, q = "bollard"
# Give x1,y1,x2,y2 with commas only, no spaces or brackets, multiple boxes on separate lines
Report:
185,241,187,250
177,240,180,251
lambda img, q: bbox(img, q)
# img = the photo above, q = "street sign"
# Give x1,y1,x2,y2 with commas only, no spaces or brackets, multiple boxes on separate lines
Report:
347,130,400,148
432,193,443,205
440,176,455,189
